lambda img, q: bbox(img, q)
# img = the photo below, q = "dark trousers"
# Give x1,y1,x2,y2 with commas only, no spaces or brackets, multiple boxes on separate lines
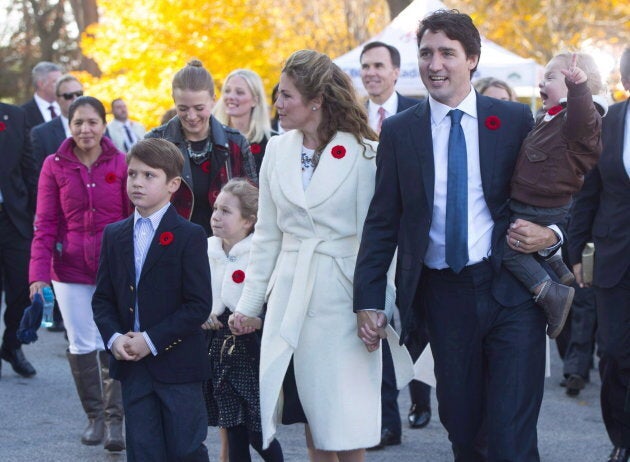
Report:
0,210,31,349
503,200,569,291
596,268,630,448
121,362,209,462
381,322,431,435
422,262,545,462
563,286,597,379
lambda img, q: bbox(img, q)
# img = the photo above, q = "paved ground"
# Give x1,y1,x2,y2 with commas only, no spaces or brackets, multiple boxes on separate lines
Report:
0,325,611,461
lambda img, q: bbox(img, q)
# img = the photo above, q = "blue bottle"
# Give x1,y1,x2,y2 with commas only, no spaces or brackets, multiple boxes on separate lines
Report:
41,286,55,328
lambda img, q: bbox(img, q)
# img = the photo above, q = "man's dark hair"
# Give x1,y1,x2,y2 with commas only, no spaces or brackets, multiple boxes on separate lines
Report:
417,9,481,77
360,41,401,69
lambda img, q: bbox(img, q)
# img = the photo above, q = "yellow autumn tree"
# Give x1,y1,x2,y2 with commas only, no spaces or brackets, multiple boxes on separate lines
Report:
79,0,388,128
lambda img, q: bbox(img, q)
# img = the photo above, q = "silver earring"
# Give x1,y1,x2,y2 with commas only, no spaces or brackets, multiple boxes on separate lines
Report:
312,106,317,111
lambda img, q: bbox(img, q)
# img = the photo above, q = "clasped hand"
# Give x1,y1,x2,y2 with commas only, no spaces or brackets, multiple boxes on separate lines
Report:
111,332,150,361
228,312,261,335
356,310,387,353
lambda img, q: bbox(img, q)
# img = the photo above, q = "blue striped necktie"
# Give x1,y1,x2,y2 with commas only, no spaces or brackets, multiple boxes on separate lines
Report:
445,109,468,273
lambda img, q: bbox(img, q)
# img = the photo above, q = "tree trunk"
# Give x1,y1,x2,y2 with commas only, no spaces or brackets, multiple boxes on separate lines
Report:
68,0,101,76
386,0,413,19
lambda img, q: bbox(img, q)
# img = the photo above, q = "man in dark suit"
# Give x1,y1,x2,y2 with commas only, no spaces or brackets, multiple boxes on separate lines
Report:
0,103,38,379
355,10,560,461
20,61,63,129
93,138,211,461
31,74,84,170
568,47,630,462
360,40,432,449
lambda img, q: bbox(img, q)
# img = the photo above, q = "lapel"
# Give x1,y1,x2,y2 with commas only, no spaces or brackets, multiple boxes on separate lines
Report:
139,205,180,282
476,94,500,201
52,118,66,145
305,132,360,209
116,215,135,283
412,101,435,210
277,130,308,209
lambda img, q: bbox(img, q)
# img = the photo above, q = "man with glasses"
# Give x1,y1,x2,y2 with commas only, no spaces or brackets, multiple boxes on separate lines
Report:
31,75,84,170
21,61,63,129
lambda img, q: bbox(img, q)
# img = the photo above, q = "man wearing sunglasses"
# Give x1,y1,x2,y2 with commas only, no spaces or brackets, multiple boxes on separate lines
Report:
31,75,84,170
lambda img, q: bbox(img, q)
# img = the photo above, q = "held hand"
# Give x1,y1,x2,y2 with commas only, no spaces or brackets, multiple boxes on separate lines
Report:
507,219,558,254
561,53,587,85
229,312,256,336
356,310,387,353
29,281,49,301
111,335,137,361
572,263,590,288
123,332,151,360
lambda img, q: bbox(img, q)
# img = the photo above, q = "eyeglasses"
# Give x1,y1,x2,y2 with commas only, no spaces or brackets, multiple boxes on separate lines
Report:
58,91,84,101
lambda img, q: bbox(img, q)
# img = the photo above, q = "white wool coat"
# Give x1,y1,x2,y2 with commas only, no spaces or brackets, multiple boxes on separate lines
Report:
207,235,252,317
237,130,402,451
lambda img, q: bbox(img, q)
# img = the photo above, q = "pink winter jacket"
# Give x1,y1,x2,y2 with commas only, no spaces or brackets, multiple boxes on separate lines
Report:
29,136,132,285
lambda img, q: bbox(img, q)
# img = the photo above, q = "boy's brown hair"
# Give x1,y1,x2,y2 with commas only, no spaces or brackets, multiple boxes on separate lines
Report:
126,138,183,180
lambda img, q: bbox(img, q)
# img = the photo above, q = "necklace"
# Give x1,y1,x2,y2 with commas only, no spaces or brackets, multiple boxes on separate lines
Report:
185,138,213,165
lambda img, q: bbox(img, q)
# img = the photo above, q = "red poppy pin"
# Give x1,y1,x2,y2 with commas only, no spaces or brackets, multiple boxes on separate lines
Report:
201,160,211,173
232,270,245,283
547,105,563,116
0,121,6,131
105,172,117,184
158,231,174,246
331,145,346,159
484,116,501,130
250,143,262,155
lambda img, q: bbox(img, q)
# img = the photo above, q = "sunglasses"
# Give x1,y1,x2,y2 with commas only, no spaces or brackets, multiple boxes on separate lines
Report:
58,91,84,100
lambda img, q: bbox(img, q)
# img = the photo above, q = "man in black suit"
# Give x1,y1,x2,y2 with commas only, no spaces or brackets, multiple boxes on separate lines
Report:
355,10,560,461
0,103,38,379
20,61,63,129
93,138,211,461
568,47,630,462
31,74,84,170
360,41,432,449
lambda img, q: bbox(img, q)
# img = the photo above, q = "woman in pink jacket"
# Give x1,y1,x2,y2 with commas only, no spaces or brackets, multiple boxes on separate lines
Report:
29,96,131,452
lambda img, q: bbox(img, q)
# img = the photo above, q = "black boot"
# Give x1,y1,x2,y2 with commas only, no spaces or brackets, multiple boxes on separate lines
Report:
0,344,36,377
67,351,105,445
534,280,574,339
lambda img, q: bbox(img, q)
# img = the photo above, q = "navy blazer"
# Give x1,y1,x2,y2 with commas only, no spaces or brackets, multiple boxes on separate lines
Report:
92,205,211,384
31,117,66,170
568,99,630,288
21,98,46,129
0,103,38,239
354,93,534,341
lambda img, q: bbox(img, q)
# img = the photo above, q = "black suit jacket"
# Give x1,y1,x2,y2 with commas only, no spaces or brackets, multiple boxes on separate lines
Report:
354,93,534,341
31,117,66,171
20,98,46,130
92,205,212,384
568,99,630,288
0,103,37,239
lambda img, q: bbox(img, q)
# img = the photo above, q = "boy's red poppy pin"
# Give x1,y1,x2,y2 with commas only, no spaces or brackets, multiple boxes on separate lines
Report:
159,232,174,246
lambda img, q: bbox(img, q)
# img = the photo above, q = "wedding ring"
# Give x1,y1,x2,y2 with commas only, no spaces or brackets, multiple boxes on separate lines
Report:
515,239,521,248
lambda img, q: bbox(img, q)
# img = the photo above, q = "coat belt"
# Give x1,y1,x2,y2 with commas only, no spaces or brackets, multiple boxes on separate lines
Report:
279,234,357,349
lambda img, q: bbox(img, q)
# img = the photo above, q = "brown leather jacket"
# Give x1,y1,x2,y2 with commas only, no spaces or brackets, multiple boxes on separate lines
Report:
510,80,602,208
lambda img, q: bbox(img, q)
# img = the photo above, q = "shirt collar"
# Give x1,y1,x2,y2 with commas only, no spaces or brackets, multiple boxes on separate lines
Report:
134,202,171,230
368,91,399,118
34,93,59,114
428,85,478,125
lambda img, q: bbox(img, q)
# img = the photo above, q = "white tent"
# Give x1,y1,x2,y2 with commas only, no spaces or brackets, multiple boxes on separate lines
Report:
334,0,543,99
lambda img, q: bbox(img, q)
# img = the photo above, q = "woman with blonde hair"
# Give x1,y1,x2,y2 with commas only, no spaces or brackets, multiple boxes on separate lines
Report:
474,76,517,101
231,49,407,462
214,69,273,173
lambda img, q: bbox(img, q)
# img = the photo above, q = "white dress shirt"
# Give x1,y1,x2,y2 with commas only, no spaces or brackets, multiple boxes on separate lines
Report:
367,92,399,132
424,88,494,269
34,93,60,123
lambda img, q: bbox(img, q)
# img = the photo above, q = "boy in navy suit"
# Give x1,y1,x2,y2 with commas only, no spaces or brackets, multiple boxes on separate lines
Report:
93,138,211,461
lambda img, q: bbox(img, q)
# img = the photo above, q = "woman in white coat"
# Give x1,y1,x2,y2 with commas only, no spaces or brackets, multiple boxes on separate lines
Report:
232,50,384,462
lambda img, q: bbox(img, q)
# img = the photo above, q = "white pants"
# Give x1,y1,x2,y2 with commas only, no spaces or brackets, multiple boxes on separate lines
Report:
51,281,104,354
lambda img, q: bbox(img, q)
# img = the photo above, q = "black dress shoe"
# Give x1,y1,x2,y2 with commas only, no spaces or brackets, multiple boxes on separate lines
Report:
408,404,431,429
366,428,401,450
0,346,36,378
609,447,630,462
